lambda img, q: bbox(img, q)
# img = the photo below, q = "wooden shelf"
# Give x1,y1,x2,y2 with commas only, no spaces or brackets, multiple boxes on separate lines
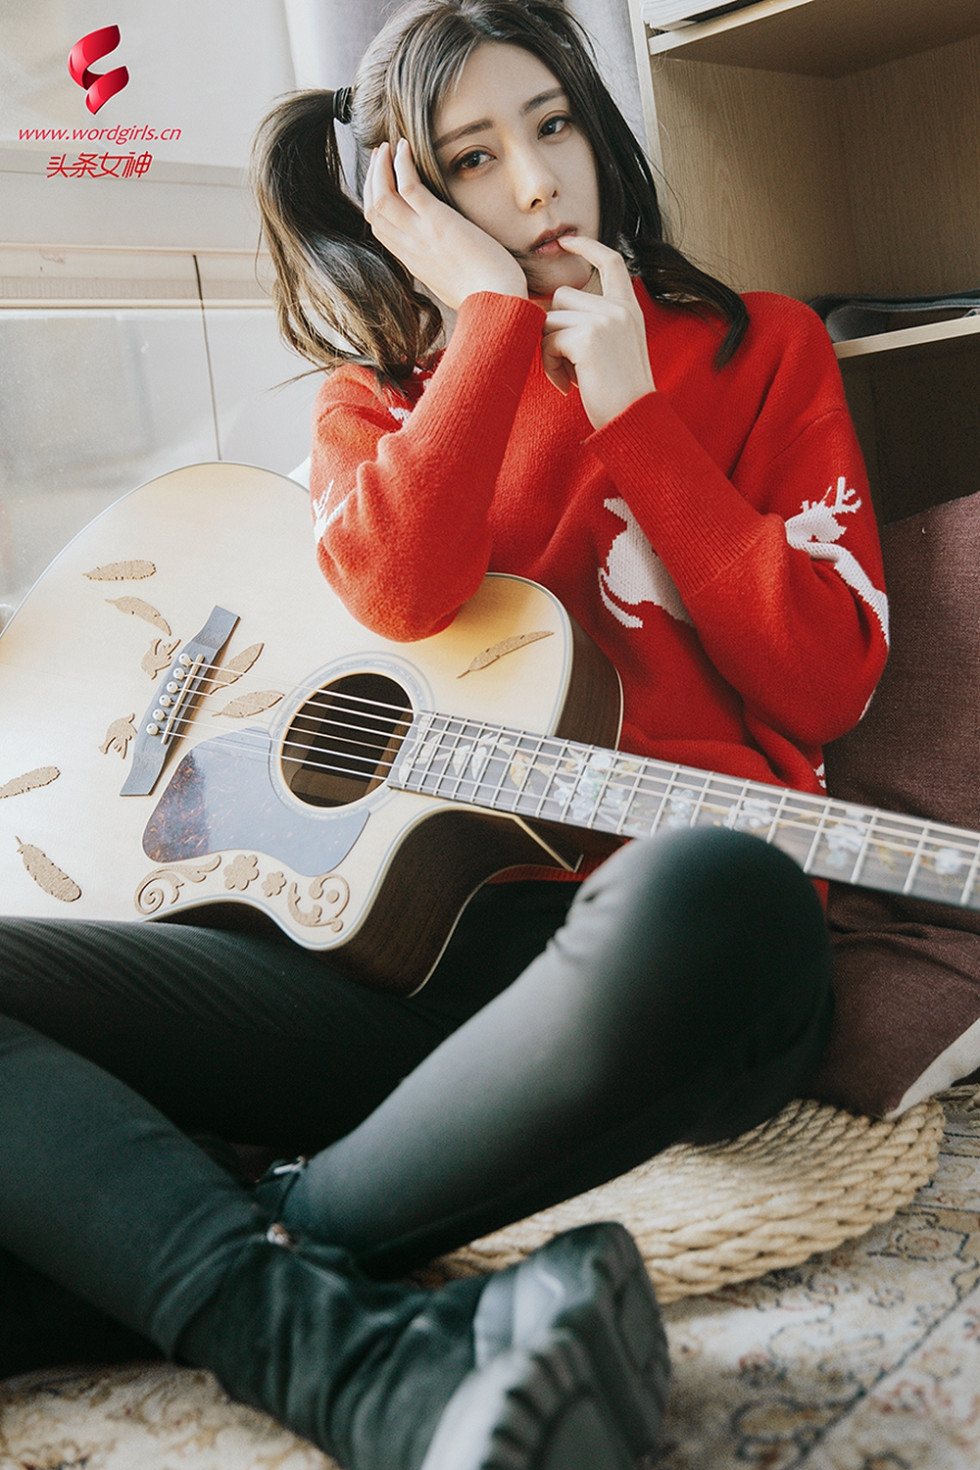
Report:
632,0,980,521
645,0,980,76
834,314,980,360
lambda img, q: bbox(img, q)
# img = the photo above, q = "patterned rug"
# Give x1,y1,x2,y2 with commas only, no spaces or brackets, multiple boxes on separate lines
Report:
2,1090,978,1470
658,1087,980,1469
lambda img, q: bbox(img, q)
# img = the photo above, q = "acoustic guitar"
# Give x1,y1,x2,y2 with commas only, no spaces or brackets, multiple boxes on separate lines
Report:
1,463,975,993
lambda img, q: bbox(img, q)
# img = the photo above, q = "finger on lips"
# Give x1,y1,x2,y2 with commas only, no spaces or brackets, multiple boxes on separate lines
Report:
556,234,634,298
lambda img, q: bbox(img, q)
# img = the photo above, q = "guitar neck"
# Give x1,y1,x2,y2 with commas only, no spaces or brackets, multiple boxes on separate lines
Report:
394,710,980,913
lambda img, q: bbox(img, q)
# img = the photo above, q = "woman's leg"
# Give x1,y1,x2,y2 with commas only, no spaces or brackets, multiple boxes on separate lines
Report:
272,828,834,1275
0,1012,667,1469
0,882,570,1373
0,1247,158,1380
0,882,573,1151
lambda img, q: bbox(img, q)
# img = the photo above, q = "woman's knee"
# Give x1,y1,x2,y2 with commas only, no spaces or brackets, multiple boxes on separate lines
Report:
553,828,832,1091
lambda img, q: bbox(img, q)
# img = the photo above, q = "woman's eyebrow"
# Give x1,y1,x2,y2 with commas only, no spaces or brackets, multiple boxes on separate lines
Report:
433,87,567,151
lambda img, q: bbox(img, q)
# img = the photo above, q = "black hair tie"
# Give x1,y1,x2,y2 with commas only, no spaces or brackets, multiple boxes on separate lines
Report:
332,87,353,126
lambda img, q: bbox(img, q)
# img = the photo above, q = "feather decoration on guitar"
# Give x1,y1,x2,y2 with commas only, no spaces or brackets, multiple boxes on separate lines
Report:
2,464,977,994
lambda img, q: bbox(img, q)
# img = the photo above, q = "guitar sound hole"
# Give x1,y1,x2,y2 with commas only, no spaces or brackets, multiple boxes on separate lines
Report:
281,672,412,808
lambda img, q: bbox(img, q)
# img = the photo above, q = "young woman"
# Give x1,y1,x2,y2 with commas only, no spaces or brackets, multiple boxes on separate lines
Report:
0,2,887,1467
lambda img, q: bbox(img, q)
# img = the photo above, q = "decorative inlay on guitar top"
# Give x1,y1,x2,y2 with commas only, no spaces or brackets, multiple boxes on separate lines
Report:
287,872,350,931
224,854,259,891
142,638,179,680
0,766,60,800
14,838,81,902
458,629,553,677
85,559,156,581
208,643,264,689
105,596,171,636
101,714,137,758
134,856,222,912
134,851,350,933
211,690,283,719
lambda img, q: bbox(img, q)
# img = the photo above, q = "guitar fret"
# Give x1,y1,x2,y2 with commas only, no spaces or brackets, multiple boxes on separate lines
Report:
444,717,476,801
765,787,791,844
426,716,456,794
585,756,616,829
960,839,980,910
801,801,832,876
547,738,575,821
687,775,712,827
902,824,930,896
649,764,685,837
613,761,648,837
471,720,501,802
618,765,658,838
758,782,799,852
521,735,544,817
548,741,615,829
767,795,824,869
903,823,980,902
392,709,980,917
486,730,513,813
401,712,439,791
720,779,752,833
848,806,878,886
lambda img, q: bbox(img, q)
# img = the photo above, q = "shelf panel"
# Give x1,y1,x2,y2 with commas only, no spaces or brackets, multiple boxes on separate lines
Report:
645,0,980,76
0,244,273,307
834,315,980,360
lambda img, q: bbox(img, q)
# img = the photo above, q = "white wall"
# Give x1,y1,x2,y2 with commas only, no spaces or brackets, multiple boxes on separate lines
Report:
0,0,296,249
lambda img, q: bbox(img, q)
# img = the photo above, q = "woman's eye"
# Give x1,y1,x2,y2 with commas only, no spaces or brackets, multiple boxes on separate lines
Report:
541,114,571,138
453,148,492,173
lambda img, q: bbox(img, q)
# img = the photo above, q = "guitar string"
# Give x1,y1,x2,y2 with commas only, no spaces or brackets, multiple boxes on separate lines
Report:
137,668,979,853
148,654,979,856
134,659,885,826
123,681,980,875
141,655,980,852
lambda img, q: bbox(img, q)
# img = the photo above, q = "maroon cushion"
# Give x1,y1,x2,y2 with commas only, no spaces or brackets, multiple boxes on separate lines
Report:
809,488,980,1117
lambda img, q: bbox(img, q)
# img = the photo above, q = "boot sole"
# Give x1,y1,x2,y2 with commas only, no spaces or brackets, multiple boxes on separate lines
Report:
419,1222,668,1470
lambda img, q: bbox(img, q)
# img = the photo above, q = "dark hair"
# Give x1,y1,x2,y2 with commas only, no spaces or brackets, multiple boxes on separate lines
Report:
251,0,748,379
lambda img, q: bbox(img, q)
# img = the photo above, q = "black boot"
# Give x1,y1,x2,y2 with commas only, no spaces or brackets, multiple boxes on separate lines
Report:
174,1218,669,1470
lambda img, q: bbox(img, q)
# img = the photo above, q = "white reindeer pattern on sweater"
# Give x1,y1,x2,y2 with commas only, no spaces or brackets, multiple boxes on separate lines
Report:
597,478,889,644
783,477,890,643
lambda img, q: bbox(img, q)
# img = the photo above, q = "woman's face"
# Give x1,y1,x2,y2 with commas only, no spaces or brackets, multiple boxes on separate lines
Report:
431,42,601,299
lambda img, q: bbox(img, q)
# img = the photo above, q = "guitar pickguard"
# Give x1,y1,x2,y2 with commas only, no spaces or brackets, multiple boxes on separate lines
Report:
141,727,369,876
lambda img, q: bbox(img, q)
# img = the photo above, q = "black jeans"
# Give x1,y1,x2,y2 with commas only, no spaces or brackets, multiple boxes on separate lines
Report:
0,829,832,1375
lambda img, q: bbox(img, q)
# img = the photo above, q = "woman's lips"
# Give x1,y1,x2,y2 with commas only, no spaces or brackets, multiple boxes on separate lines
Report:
530,227,575,255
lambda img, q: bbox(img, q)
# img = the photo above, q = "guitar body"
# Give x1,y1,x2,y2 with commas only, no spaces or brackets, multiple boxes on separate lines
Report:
0,464,621,992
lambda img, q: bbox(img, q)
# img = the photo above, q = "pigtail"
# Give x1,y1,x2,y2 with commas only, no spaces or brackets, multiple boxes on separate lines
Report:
250,89,443,380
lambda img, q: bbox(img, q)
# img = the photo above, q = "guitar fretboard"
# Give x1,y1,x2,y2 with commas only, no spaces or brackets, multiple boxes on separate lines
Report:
394,711,980,911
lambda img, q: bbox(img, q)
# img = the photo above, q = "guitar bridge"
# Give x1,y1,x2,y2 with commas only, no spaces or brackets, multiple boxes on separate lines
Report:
120,605,239,796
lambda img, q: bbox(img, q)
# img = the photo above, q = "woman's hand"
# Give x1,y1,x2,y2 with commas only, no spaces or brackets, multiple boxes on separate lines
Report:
541,236,656,430
363,140,528,310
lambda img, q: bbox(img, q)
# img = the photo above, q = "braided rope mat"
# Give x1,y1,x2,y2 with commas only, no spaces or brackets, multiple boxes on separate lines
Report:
423,1095,946,1303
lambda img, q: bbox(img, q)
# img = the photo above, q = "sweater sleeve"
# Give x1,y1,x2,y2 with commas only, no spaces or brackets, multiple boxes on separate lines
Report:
587,300,888,748
310,292,545,641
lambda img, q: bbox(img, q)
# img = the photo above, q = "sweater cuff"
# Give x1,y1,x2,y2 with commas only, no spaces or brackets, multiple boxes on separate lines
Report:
587,390,764,592
406,292,545,462
447,291,545,384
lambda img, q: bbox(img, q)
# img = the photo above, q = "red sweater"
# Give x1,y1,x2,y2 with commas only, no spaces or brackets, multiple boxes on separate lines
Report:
309,284,888,807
